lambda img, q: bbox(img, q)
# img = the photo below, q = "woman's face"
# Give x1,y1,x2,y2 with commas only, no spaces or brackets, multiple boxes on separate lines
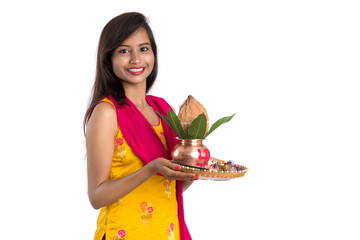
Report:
111,27,154,87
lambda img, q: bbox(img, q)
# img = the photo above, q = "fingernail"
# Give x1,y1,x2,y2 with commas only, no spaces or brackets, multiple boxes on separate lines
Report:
176,165,181,170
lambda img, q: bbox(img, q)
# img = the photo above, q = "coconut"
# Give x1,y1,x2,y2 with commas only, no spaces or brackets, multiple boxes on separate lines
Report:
178,95,209,134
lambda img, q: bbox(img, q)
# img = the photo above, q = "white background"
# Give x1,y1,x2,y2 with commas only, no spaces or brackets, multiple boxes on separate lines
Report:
1,0,359,239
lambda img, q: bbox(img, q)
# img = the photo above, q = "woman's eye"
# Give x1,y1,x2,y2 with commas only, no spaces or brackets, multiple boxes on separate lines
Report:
140,47,149,52
119,49,129,54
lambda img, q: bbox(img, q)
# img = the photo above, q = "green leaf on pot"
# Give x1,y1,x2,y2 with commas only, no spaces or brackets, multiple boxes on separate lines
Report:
155,111,174,130
205,113,236,138
167,109,188,139
188,113,207,139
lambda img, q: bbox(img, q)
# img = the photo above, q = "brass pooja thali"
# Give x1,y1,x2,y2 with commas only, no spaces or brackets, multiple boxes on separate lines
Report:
179,162,248,181
171,139,248,181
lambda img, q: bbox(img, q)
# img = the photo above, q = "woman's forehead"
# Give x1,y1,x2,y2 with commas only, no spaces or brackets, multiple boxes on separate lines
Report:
121,28,150,46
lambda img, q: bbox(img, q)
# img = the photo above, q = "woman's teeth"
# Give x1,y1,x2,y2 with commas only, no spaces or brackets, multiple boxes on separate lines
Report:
128,68,144,72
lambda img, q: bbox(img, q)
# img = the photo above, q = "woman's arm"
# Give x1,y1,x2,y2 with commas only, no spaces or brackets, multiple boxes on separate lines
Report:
86,103,196,209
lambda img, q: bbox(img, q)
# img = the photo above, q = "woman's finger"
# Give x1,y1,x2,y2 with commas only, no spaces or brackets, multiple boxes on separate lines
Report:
166,169,198,181
160,159,182,171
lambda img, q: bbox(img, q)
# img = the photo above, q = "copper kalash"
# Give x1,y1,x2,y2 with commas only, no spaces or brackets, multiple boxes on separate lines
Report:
162,96,248,180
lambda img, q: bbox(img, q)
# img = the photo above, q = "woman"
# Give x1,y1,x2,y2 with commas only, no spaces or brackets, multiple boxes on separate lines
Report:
84,12,195,240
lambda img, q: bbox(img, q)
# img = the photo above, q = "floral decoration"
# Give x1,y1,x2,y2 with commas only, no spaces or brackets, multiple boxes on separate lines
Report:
163,179,172,198
116,138,124,145
140,202,153,224
166,223,175,240
113,229,126,240
114,138,126,160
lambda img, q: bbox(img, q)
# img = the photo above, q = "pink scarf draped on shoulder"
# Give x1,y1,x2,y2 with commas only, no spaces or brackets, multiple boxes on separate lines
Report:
107,95,192,240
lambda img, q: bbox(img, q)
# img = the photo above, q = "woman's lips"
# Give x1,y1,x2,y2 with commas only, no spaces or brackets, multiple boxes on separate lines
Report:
126,67,146,75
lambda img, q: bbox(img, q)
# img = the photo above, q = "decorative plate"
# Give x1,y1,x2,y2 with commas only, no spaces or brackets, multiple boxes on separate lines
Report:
179,162,248,181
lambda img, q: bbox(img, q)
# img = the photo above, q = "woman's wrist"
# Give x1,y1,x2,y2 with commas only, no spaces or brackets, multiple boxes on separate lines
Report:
146,159,158,175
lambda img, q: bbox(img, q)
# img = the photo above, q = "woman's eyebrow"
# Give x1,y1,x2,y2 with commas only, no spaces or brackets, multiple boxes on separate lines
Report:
119,42,150,47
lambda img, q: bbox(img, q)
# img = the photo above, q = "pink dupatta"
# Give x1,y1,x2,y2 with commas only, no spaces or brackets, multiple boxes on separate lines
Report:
107,95,192,240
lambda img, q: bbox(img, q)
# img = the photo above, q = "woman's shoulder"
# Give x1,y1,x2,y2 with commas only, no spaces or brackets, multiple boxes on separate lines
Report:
99,97,116,109
87,99,117,128
91,98,117,118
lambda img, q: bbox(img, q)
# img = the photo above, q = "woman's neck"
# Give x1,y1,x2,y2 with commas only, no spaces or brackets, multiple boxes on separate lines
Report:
124,82,149,109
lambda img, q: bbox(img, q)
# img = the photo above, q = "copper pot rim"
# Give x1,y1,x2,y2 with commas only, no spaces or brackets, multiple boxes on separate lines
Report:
176,137,208,142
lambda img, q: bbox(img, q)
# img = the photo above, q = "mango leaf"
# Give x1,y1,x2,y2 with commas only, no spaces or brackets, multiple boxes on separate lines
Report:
155,111,174,130
167,109,188,139
205,113,236,138
188,113,207,139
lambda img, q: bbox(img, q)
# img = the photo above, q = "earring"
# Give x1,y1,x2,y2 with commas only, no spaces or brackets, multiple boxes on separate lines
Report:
107,64,111,69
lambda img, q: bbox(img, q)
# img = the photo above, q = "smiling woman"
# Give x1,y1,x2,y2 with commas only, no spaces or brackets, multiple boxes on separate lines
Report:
83,12,194,240
111,28,154,88
83,12,159,116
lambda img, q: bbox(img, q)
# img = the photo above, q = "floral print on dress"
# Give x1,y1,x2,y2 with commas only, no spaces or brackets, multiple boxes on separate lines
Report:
113,229,126,240
163,179,172,198
114,138,126,160
140,202,153,224
166,223,175,240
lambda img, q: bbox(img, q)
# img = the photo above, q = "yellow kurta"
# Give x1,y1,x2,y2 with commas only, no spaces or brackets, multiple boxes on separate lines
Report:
94,98,180,240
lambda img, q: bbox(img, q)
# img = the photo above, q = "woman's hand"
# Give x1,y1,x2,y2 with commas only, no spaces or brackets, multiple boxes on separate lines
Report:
149,158,198,182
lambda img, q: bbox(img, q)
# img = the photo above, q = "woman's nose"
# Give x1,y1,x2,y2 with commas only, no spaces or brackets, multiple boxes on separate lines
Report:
130,52,140,64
